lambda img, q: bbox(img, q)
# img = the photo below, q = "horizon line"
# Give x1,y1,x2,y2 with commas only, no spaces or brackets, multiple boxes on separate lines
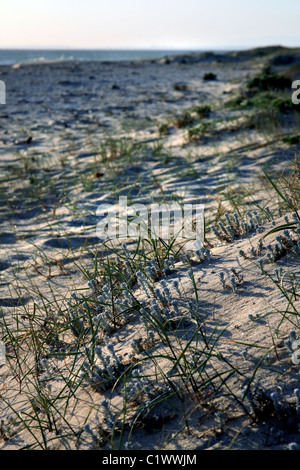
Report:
1,43,299,51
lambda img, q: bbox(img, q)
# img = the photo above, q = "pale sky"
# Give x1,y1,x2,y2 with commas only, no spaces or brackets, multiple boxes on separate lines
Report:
1,0,300,50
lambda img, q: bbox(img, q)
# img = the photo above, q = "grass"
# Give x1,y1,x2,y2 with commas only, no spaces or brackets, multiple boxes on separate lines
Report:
173,111,195,129
97,137,138,163
158,123,169,136
187,121,215,142
226,65,300,130
1,170,299,449
193,105,211,119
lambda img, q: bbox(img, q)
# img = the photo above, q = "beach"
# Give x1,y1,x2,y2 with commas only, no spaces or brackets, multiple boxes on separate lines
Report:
0,46,300,450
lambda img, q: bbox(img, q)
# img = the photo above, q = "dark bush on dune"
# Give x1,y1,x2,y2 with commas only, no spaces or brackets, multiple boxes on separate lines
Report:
203,72,217,81
246,67,291,91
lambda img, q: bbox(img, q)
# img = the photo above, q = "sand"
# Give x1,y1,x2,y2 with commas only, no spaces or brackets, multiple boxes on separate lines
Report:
0,47,300,450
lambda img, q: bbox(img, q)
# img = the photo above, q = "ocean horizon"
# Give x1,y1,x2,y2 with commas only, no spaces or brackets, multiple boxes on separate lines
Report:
0,48,234,65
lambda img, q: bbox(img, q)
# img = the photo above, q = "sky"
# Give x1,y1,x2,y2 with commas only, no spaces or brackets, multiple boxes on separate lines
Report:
1,0,300,50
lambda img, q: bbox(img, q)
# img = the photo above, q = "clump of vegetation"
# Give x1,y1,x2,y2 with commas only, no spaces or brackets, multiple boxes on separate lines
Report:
281,135,300,145
158,122,170,136
187,121,214,141
246,67,291,91
210,209,266,244
173,111,194,129
228,89,300,120
173,83,188,91
80,343,128,393
282,62,300,81
203,72,217,81
226,65,299,119
193,104,211,118
98,137,138,162
271,97,298,114
270,54,296,66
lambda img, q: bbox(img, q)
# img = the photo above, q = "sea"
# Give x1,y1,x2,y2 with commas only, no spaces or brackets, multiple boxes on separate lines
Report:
0,49,229,66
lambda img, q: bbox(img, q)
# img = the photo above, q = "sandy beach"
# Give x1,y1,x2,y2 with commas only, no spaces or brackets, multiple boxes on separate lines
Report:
0,46,300,450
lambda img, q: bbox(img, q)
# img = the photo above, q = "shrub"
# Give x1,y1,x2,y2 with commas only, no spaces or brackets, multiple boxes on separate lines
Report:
281,135,300,145
203,72,217,81
193,104,211,118
246,69,291,91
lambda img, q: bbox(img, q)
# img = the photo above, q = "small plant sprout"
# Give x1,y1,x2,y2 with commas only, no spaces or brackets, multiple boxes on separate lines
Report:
258,258,266,275
274,267,284,282
218,220,233,242
172,279,183,298
136,270,153,298
257,238,264,252
249,247,256,257
253,210,262,226
87,278,100,295
266,244,275,261
180,253,191,264
218,271,226,290
163,258,172,275
291,340,300,365
285,337,294,352
80,344,126,392
264,353,271,365
230,275,237,293
289,330,297,342
218,268,243,293
101,399,115,427
131,331,155,354
80,423,99,447
194,244,210,263
154,287,166,305
146,258,161,279
241,350,248,361
270,392,280,412
248,313,260,321
292,212,300,226
283,229,293,243
265,206,273,220
163,285,172,302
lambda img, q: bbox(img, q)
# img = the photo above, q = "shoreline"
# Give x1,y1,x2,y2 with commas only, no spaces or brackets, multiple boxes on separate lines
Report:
0,44,299,67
